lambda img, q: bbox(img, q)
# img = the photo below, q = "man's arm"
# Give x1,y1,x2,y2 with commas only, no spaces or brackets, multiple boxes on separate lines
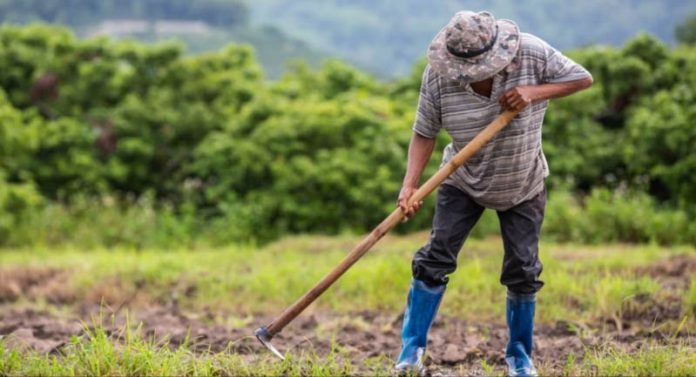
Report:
500,37,594,111
398,132,436,220
400,65,441,220
498,77,593,111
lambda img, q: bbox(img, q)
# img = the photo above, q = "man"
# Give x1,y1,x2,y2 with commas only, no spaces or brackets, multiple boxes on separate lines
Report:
395,11,593,377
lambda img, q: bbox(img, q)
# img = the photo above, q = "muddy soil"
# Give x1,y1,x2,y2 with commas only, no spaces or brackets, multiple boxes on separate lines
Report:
0,254,694,375
1,303,693,375
0,307,612,371
636,254,696,291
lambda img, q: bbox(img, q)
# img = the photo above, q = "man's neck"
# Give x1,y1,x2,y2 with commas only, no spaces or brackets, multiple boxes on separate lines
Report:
470,77,494,98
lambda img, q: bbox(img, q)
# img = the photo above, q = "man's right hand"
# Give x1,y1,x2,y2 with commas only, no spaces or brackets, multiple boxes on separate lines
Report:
398,185,423,222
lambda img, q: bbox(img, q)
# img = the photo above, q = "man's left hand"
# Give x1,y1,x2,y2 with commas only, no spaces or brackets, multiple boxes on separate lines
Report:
499,86,537,111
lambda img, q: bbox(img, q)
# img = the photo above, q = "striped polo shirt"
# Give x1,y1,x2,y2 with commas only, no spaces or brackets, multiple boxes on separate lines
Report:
413,33,592,210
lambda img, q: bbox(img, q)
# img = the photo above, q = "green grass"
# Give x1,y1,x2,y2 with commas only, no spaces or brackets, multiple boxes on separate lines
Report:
0,234,694,375
0,234,692,324
0,324,356,376
579,341,696,376
685,278,696,314
1,322,693,376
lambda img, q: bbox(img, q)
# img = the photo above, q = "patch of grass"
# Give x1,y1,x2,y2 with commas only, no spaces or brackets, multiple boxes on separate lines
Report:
480,359,501,376
0,320,355,376
579,341,696,376
0,310,694,376
562,352,578,376
684,278,696,316
0,234,694,375
0,235,693,325
4,340,696,376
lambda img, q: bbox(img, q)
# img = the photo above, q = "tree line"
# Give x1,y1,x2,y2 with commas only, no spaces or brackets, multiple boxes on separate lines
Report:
0,25,694,246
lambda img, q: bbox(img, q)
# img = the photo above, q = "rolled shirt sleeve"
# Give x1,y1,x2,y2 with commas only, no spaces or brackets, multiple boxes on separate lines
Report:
541,41,593,83
412,65,442,139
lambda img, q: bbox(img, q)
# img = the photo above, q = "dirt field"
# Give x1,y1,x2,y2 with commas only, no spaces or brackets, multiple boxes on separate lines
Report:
1,252,694,375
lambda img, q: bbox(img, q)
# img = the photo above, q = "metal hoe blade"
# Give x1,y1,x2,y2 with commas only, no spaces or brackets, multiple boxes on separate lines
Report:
255,326,285,360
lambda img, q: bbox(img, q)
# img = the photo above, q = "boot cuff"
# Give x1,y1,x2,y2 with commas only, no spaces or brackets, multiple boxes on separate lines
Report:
413,278,447,294
507,290,536,303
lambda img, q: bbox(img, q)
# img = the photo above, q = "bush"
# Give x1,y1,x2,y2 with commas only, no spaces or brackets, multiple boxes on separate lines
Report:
0,26,695,248
624,88,696,207
0,177,43,244
544,187,695,245
5,195,202,249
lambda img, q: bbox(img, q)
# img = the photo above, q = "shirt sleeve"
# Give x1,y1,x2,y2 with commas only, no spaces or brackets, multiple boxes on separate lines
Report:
541,42,593,83
412,65,442,139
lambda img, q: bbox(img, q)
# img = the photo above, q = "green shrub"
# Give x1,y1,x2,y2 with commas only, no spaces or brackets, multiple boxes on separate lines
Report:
544,187,695,245
5,195,201,249
624,88,696,208
0,177,43,243
0,26,695,248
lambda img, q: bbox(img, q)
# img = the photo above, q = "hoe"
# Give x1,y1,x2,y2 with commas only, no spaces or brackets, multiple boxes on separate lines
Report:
255,110,519,359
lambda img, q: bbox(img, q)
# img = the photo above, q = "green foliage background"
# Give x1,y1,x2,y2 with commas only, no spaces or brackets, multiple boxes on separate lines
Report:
0,24,695,247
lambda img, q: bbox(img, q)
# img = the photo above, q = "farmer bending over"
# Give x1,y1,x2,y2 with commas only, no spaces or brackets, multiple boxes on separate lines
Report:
395,11,593,376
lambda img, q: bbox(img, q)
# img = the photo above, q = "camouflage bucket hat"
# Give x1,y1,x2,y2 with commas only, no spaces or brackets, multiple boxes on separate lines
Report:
428,11,520,83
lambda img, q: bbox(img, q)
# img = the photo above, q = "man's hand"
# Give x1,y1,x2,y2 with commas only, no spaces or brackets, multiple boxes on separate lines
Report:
498,78,593,111
398,185,423,222
399,133,435,222
499,86,537,111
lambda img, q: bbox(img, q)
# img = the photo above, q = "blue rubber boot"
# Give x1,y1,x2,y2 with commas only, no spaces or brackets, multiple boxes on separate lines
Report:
505,292,538,377
395,278,446,374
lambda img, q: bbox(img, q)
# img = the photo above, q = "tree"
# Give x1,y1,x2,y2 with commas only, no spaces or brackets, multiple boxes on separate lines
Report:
676,14,696,44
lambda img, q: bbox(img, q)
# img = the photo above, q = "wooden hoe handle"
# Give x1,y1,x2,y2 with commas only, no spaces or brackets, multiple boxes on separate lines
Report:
260,110,519,338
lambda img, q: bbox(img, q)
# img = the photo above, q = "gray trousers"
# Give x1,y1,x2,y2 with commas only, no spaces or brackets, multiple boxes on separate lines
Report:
412,184,545,295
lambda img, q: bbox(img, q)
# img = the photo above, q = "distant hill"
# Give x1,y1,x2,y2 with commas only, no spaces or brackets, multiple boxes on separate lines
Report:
248,0,696,77
2,0,695,78
0,0,327,78
118,24,326,78
0,0,248,27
